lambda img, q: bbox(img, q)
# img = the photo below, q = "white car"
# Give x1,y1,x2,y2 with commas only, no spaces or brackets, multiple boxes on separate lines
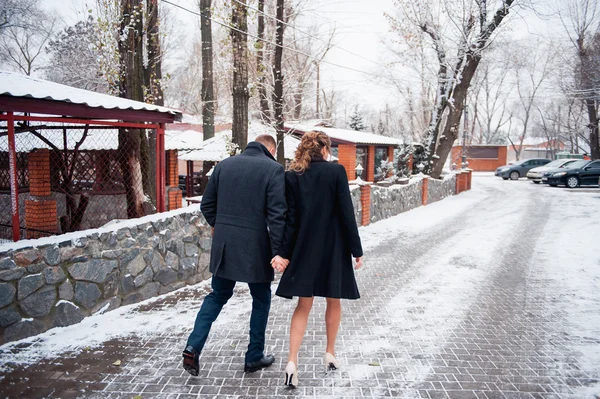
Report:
527,159,578,183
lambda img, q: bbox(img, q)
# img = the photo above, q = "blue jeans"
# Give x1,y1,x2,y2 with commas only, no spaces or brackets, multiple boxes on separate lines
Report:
186,276,272,363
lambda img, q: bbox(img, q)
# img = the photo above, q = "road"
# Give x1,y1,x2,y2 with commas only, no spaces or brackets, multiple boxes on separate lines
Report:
0,174,599,399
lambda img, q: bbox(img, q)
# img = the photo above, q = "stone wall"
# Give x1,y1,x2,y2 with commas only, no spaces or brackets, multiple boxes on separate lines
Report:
369,180,424,224
0,209,212,345
427,175,457,204
349,185,362,227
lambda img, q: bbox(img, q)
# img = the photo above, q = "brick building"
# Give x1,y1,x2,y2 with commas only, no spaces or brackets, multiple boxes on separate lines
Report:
284,121,402,182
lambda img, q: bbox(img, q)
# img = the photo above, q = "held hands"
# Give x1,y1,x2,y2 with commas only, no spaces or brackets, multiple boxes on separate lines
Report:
271,255,289,273
354,256,364,270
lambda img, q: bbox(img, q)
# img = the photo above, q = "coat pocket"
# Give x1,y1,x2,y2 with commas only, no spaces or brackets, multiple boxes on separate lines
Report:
209,242,225,274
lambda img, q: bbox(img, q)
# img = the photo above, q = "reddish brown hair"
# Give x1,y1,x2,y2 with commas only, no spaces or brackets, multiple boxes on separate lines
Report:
289,131,331,173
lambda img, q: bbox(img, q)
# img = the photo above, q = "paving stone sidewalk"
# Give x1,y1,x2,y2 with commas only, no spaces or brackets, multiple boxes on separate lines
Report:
0,178,599,399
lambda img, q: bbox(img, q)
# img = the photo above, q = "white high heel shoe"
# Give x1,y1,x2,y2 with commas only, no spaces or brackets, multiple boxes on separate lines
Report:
324,352,340,373
284,361,299,388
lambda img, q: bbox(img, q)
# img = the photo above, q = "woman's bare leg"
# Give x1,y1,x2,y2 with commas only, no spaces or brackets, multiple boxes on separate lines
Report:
325,298,341,355
287,296,314,364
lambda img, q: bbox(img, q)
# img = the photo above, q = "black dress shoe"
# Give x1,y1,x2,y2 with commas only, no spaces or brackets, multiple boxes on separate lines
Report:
244,354,275,373
182,345,199,376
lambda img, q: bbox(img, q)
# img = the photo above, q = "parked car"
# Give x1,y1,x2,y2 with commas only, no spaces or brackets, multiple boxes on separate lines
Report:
542,160,600,188
495,158,551,180
526,159,578,183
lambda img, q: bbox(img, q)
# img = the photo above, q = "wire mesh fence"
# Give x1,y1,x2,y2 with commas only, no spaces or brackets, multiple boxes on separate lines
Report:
0,122,162,242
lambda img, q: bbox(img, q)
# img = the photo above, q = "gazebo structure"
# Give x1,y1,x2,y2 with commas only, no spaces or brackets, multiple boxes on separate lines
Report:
0,72,182,242
284,121,402,182
178,123,302,198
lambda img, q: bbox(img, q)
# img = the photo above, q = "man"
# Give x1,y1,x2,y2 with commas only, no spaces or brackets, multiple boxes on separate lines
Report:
183,135,289,376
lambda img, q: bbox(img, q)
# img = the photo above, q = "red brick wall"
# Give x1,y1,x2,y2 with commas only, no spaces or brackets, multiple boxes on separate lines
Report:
166,150,178,187
168,189,182,211
360,185,371,226
25,199,57,239
421,177,429,205
338,144,357,181
387,146,394,163
451,146,508,171
28,149,51,197
366,145,375,182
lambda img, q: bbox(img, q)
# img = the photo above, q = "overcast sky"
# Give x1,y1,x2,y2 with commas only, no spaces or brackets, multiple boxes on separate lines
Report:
43,0,566,112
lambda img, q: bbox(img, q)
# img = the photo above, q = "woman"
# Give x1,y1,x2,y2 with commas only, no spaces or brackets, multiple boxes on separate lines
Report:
276,131,364,388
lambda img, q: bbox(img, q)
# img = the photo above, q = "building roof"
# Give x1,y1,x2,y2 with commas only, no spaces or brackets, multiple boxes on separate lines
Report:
0,124,203,152
179,123,302,162
0,71,182,122
165,130,204,151
284,120,403,146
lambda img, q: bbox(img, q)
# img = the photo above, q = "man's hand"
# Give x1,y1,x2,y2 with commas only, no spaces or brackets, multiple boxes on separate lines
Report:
354,256,364,270
271,255,289,273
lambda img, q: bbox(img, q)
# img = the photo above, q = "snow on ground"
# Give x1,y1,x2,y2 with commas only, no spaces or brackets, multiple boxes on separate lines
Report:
0,177,482,371
1,173,599,396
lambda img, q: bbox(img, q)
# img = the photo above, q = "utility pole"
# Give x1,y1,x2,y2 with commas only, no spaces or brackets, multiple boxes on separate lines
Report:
315,61,320,120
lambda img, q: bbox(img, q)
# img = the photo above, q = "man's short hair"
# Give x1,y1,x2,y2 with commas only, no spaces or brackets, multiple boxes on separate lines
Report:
255,134,276,150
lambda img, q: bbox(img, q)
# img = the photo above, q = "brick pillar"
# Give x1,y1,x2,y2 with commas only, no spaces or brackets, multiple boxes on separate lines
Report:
366,145,375,182
166,149,182,210
166,150,178,187
455,172,461,194
421,177,429,206
461,171,469,193
387,146,394,163
360,185,371,226
466,169,472,190
26,149,57,238
407,154,414,174
338,144,357,181
168,189,183,211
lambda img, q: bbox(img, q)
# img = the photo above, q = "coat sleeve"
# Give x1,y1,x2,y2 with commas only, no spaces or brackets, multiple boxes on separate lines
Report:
200,164,220,227
336,165,363,258
265,164,287,258
281,172,298,259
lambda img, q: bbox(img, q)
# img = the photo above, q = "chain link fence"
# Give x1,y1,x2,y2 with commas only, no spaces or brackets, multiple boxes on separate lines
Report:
0,123,161,242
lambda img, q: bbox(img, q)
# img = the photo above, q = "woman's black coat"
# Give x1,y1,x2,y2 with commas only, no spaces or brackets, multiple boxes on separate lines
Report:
276,159,363,299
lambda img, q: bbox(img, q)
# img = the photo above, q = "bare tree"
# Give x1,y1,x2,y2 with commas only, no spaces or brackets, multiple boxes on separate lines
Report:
507,40,553,161
468,51,513,144
388,0,517,178
200,0,216,140
558,0,600,159
231,0,249,151
0,5,56,75
272,0,286,165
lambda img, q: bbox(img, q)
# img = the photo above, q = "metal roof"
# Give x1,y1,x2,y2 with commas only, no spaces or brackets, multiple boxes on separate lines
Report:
285,121,403,146
0,71,182,120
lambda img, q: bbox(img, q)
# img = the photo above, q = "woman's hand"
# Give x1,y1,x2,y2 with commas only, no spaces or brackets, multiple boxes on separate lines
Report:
354,257,363,270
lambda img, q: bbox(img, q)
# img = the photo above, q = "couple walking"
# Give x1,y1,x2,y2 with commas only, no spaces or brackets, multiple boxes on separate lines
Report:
182,131,364,387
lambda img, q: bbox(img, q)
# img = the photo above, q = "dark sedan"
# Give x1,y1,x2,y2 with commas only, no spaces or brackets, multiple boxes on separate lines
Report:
542,160,600,188
495,158,551,180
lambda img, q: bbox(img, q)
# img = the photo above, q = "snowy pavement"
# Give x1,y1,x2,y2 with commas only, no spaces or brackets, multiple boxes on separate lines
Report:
0,174,599,399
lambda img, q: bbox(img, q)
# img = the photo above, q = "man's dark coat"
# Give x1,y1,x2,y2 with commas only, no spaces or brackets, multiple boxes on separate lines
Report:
201,142,286,283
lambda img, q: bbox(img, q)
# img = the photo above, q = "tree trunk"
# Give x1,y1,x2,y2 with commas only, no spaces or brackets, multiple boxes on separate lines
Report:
200,0,215,140
145,0,163,208
272,0,285,165
585,99,600,159
118,0,147,218
256,0,271,124
430,56,481,178
231,0,249,152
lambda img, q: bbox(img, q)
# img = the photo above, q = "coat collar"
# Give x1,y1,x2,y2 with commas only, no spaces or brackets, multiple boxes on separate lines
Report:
310,154,327,163
243,141,276,161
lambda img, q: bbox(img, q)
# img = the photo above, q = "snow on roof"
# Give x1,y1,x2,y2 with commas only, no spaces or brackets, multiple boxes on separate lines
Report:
0,71,182,119
179,123,302,162
285,121,403,146
165,130,204,151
